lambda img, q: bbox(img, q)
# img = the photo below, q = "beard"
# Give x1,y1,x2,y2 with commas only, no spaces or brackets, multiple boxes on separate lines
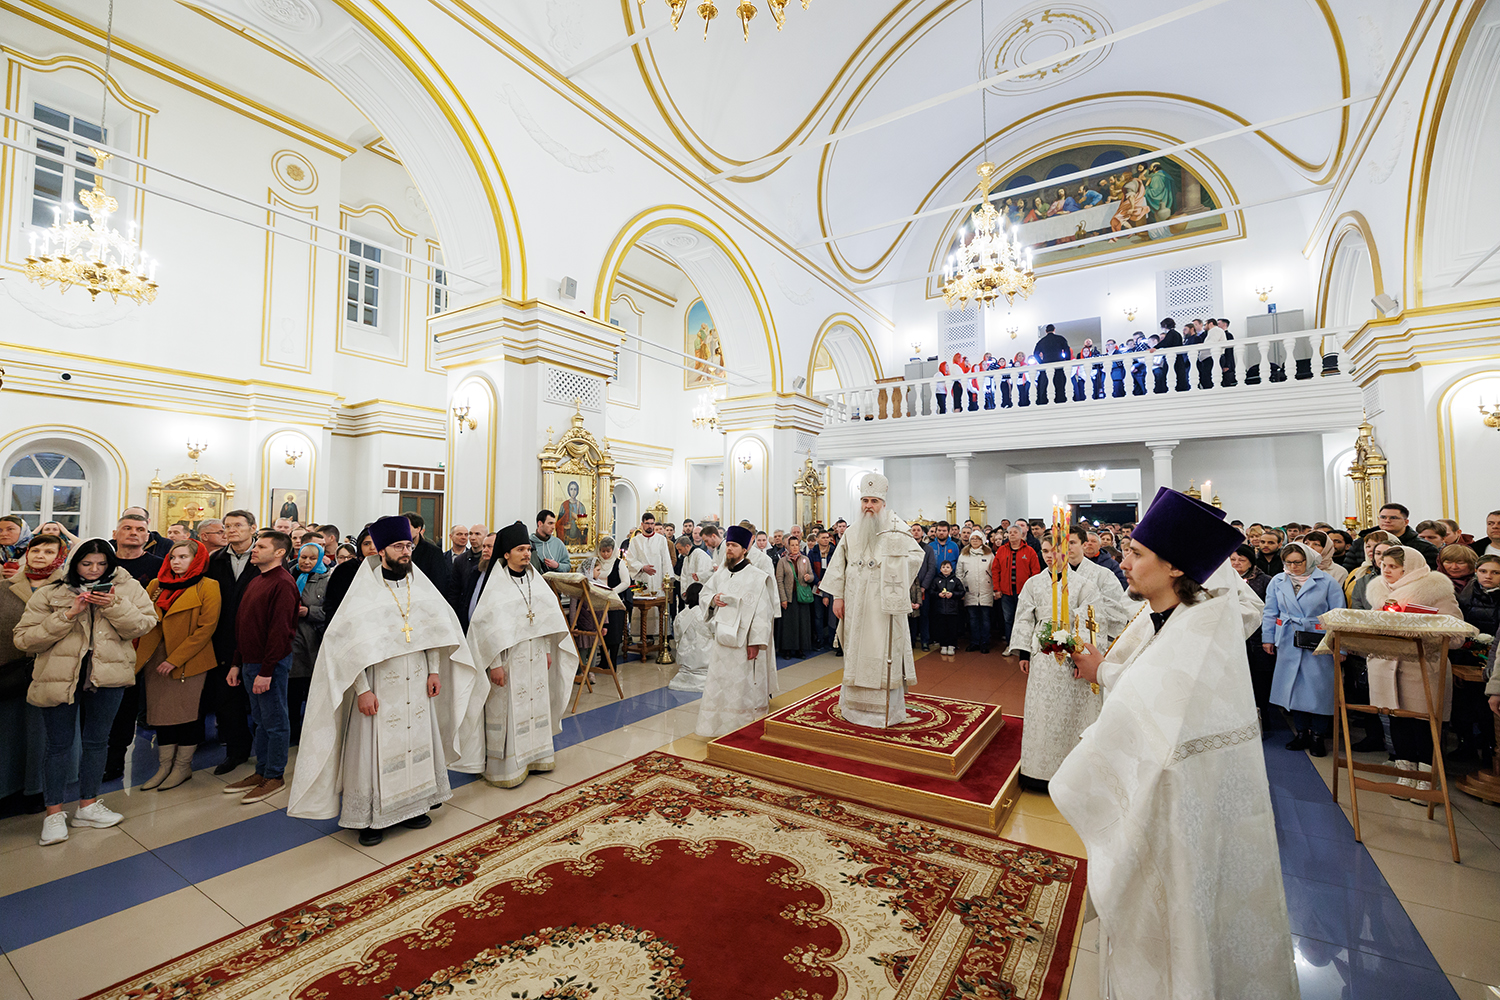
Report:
1127,588,1143,601
845,505,894,557
381,555,412,577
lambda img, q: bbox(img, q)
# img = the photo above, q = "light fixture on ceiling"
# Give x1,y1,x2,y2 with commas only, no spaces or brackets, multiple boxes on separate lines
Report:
24,0,158,305
1078,468,1106,496
942,1,1034,311
692,389,719,430
664,0,809,41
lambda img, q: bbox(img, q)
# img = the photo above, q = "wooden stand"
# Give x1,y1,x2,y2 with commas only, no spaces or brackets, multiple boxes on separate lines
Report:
544,573,625,714
626,594,667,662
1330,629,1460,863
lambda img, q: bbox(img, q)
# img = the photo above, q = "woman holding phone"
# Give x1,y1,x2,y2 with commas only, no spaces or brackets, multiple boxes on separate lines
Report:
14,539,156,846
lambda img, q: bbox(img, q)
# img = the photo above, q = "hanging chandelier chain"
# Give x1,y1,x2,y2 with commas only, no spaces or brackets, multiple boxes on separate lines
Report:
979,0,987,163
100,0,115,135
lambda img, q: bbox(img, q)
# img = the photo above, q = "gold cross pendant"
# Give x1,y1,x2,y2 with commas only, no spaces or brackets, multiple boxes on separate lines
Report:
526,610,536,623
401,623,413,642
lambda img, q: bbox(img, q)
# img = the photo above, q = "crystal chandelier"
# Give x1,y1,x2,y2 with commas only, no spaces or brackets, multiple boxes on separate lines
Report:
24,0,158,305
942,162,1035,310
691,388,719,430
664,0,811,41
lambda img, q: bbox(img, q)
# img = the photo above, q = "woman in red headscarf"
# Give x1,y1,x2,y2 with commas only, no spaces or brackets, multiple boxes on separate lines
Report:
951,353,966,415
134,539,220,790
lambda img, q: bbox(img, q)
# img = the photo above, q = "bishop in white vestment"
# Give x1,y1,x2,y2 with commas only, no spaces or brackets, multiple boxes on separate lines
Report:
819,473,925,727
1009,530,1131,785
288,516,479,846
1054,489,1295,1000
459,521,577,788
695,526,779,737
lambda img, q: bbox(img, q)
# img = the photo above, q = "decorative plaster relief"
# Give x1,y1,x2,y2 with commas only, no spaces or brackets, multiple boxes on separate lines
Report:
1358,15,1387,87
1368,100,1410,184
245,0,319,32
984,5,1113,95
546,0,585,62
773,261,816,307
272,150,318,194
3,279,141,329
498,84,612,173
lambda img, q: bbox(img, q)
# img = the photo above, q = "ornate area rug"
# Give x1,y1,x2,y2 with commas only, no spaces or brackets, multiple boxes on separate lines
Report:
762,687,1005,777
92,752,1085,1000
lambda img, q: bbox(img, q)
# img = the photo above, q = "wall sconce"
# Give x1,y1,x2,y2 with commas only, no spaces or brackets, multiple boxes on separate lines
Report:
1121,305,1138,322
1480,399,1500,431
284,447,304,467
186,440,208,461
737,450,753,472
1255,285,1274,303
451,402,477,433
650,471,667,495
1005,324,1019,339
910,340,922,357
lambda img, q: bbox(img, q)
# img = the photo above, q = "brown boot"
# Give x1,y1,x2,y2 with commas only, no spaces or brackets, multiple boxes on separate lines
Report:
141,745,176,790
158,745,196,791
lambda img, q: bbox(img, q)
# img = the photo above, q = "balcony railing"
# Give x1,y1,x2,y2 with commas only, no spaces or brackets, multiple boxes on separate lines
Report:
815,331,1348,427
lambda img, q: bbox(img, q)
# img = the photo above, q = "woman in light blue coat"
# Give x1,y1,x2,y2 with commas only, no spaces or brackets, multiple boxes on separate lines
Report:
1264,542,1346,757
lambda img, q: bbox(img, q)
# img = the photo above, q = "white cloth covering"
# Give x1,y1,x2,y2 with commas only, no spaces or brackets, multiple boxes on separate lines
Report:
818,515,924,728
694,560,778,737
1006,559,1132,780
1050,562,1297,1000
288,558,478,827
668,604,712,692
459,567,578,786
625,530,671,596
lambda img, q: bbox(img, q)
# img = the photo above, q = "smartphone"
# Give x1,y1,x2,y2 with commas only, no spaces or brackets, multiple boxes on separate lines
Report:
85,580,115,595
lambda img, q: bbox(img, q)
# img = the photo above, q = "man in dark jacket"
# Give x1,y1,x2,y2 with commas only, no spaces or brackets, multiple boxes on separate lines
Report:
1470,509,1500,559
1084,530,1128,589
404,511,453,600
203,509,259,774
1033,324,1072,405
1376,503,1439,568
909,523,938,652
1157,318,1190,392
1254,528,1285,578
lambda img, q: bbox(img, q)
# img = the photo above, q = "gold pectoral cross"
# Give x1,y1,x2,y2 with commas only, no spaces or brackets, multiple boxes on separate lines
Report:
526,610,536,624
401,623,413,642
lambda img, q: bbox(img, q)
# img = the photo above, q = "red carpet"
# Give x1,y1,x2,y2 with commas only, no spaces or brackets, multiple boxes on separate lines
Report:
90,752,1084,1000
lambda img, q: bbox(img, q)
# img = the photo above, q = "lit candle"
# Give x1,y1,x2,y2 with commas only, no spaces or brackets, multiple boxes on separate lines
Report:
1061,504,1070,627
1050,499,1061,623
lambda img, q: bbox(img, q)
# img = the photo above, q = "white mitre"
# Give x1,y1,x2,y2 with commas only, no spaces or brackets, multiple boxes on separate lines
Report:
859,472,889,500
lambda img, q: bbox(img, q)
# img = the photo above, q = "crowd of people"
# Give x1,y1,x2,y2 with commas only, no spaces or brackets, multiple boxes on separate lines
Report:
2,494,1496,849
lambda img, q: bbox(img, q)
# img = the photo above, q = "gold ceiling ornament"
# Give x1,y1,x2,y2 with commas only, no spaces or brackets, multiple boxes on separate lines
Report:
942,162,1035,310
24,0,158,305
666,0,810,40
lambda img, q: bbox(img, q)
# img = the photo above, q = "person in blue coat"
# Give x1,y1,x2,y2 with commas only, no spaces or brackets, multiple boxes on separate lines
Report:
1263,541,1346,756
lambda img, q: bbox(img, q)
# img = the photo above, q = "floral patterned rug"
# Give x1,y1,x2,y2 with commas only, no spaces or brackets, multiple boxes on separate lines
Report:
91,752,1085,1000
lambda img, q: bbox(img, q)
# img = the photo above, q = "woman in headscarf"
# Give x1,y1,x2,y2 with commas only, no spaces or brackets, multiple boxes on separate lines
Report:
0,534,71,812
1303,530,1348,586
133,539,220,791
1264,541,1346,756
581,535,632,670
289,542,329,744
0,515,34,581
1365,546,1463,799
1343,529,1394,607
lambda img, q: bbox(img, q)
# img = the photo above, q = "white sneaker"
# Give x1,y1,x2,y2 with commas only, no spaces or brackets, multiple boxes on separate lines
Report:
71,800,123,829
39,812,68,846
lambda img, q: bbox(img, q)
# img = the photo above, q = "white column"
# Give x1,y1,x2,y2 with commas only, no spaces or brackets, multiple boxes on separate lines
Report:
949,452,973,521
1145,440,1178,496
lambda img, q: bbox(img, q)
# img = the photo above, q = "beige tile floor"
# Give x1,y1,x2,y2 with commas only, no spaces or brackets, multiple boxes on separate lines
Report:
4,649,1495,1000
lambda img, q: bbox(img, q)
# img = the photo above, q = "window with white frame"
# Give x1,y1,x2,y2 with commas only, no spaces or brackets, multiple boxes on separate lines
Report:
431,268,449,314
31,103,106,228
6,452,88,535
346,239,381,327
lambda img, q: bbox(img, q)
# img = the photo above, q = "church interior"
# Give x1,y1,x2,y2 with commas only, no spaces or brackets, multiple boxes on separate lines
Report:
1,0,1499,997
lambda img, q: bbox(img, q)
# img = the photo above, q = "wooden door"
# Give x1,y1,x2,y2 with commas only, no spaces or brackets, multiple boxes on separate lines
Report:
398,493,443,538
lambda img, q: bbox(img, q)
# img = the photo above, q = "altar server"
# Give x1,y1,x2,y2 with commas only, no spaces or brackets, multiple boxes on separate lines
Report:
694,526,778,737
460,521,576,787
288,516,479,847
1055,488,1295,1000
1007,525,1129,789
820,472,925,727
625,512,671,597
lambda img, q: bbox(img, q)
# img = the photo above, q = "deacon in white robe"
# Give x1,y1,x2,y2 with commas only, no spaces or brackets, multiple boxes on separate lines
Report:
676,539,713,591
458,521,577,788
695,527,779,737
819,473,925,727
1054,488,1295,1000
1008,531,1130,784
625,516,671,597
288,517,479,845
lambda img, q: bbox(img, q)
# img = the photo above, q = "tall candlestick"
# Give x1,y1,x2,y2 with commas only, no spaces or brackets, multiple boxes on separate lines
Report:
1061,552,1069,628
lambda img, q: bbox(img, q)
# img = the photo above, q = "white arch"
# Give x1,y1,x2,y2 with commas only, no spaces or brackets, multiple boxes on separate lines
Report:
259,428,319,526
0,429,127,539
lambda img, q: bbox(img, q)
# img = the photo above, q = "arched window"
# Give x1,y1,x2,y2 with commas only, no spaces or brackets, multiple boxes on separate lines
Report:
6,451,88,535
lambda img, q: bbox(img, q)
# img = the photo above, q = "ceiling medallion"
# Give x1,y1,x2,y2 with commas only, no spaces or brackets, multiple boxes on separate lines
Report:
942,162,1035,310
272,150,318,194
984,4,1113,94
664,0,810,41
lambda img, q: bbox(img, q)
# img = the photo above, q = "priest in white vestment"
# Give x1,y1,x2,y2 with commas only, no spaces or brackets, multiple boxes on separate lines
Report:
625,513,671,597
458,521,577,788
1008,526,1131,788
694,526,779,737
288,516,479,847
1054,488,1296,1000
819,472,925,727
676,534,713,592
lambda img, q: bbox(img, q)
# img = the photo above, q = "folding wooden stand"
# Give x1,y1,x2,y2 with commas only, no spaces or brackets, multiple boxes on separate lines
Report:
1329,628,1460,863
544,574,625,714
